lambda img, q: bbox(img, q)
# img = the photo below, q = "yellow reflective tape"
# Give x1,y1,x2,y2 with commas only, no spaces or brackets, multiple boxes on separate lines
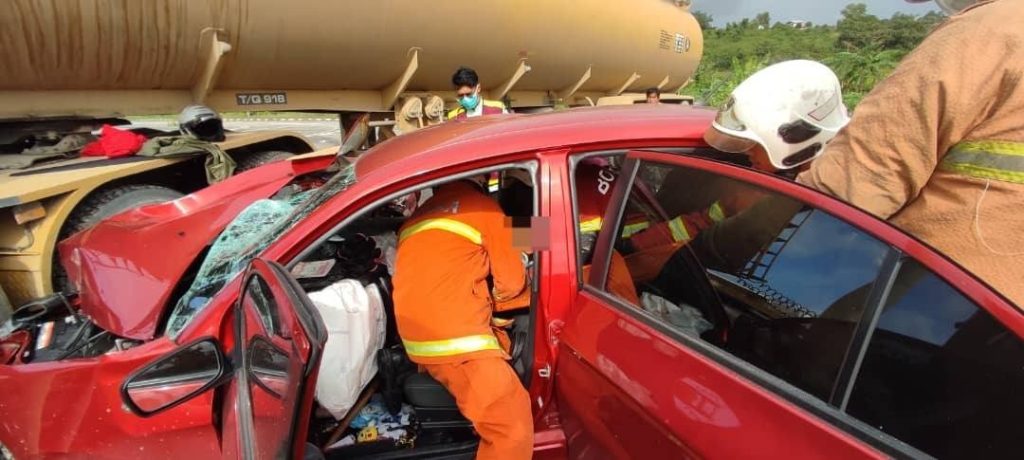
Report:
482,100,506,109
622,221,650,238
667,216,692,243
709,201,726,222
941,140,1024,184
446,108,464,120
580,217,603,233
400,218,482,245
403,334,501,358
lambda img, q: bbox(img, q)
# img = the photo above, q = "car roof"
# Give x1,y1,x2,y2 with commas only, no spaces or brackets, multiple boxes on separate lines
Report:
354,104,716,180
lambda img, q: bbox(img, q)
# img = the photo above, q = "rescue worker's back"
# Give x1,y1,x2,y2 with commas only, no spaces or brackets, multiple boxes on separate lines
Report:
798,0,1024,307
393,181,526,361
392,180,532,458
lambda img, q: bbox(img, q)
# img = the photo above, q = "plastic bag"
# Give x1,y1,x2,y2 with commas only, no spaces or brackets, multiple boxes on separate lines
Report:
309,279,387,419
640,292,713,338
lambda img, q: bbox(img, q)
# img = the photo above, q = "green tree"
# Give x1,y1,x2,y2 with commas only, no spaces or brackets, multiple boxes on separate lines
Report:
684,3,945,109
693,10,714,31
825,48,903,107
836,3,884,50
755,12,771,29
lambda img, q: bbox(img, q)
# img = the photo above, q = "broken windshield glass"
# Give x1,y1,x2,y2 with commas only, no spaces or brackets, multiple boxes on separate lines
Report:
166,163,357,338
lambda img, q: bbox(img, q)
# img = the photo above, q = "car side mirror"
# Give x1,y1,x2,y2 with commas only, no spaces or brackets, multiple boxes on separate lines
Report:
122,338,226,416
248,336,290,399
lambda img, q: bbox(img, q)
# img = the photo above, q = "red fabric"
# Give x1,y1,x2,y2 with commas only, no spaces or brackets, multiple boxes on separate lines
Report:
80,125,147,158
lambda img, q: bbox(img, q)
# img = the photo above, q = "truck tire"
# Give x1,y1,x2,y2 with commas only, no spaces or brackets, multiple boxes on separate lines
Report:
235,151,295,172
54,185,184,293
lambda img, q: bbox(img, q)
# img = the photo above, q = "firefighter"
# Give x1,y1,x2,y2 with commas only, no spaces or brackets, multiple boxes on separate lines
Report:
447,67,508,120
798,0,1024,307
391,176,531,459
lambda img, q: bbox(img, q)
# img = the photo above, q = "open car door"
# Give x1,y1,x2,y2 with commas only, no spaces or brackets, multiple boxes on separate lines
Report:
222,258,328,459
555,149,1024,458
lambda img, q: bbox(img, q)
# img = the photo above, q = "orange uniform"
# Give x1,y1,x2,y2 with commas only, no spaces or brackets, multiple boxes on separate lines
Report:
798,1,1024,307
392,180,532,459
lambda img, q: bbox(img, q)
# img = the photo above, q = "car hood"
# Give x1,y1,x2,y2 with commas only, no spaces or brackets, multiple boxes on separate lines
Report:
59,152,335,340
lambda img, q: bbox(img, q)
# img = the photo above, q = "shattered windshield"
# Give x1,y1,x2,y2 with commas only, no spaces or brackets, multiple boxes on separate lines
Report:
165,163,357,338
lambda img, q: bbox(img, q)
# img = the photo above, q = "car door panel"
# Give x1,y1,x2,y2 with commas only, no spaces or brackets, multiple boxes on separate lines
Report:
558,291,882,459
555,149,1024,458
222,258,327,460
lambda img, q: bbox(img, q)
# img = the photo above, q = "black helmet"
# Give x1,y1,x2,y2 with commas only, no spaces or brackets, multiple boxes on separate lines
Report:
178,105,225,142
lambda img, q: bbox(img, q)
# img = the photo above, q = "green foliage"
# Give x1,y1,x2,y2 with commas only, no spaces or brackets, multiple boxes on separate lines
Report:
693,10,714,31
687,3,944,109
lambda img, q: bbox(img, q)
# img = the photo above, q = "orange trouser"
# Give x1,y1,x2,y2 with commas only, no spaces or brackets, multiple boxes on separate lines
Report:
422,357,533,459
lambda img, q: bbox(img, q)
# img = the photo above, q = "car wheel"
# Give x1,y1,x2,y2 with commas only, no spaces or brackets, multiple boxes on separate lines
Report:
53,185,184,293
235,150,295,172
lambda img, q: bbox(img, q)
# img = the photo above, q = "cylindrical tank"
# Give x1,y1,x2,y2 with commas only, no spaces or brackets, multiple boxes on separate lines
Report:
0,0,702,110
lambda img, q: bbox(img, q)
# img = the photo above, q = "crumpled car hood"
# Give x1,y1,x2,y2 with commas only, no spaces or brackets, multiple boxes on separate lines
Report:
59,153,334,340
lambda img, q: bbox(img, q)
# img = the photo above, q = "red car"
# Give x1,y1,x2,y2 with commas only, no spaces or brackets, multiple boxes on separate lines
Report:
1,106,1022,459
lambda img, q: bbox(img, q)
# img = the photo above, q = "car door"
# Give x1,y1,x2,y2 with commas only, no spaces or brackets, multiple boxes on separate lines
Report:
555,149,1024,459
221,258,328,460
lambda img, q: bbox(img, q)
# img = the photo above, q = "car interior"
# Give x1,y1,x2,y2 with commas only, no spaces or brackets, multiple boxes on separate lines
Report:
287,166,538,459
588,150,853,400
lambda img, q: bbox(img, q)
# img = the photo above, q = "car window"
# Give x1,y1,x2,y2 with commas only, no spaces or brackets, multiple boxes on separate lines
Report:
846,258,1024,458
602,160,890,402
244,276,280,336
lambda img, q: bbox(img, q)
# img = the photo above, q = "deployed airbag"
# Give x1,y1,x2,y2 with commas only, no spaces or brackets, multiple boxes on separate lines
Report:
309,279,386,419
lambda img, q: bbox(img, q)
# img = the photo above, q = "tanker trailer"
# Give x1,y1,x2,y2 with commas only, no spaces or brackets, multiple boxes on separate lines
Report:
0,0,702,308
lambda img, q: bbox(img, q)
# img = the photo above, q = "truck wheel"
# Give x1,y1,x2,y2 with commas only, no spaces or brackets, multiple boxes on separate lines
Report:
54,185,184,293
235,151,295,172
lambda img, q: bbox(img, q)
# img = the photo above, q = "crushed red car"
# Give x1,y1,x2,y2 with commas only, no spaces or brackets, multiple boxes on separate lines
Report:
1,105,1022,459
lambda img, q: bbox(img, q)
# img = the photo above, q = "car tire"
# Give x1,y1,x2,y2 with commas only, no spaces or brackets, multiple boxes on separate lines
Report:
54,185,184,293
235,150,295,172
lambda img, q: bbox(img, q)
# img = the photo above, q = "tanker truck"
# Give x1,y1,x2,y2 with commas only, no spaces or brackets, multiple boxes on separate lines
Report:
0,0,703,312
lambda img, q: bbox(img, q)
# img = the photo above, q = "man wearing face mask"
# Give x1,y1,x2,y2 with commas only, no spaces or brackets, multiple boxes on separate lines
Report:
447,67,509,120
799,0,1024,308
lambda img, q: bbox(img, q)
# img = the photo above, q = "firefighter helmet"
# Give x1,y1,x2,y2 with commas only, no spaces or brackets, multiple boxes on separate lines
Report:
704,60,849,170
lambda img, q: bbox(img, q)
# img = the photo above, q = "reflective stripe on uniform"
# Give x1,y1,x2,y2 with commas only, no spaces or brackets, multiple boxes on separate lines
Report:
941,140,1024,184
447,108,465,119
399,218,482,245
580,217,603,233
667,216,692,242
621,221,650,238
708,201,726,222
403,334,501,358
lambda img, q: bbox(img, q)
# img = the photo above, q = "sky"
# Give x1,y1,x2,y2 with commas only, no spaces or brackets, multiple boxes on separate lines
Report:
693,0,940,27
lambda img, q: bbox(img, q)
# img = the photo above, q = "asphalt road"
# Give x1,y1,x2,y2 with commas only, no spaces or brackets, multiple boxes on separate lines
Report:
132,119,343,150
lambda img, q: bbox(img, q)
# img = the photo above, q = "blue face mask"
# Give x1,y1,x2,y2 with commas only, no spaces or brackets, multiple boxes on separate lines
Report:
459,93,480,111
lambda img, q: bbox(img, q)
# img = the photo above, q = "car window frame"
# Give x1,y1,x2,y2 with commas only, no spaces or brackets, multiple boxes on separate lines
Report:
581,149,1024,458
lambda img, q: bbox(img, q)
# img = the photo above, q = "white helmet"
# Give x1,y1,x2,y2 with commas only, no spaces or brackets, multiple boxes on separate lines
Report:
705,60,849,170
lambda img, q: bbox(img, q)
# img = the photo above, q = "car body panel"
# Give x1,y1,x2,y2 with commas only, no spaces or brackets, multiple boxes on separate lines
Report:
0,336,220,458
59,151,334,340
